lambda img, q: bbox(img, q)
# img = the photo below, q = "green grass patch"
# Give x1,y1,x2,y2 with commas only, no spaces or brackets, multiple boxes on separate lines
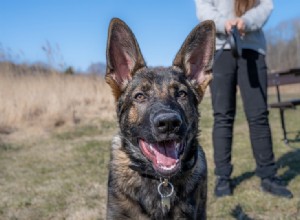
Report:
54,120,117,140
74,139,111,183
0,142,20,152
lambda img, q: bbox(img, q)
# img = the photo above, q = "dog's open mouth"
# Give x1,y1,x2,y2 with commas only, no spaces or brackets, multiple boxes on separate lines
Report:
139,139,184,176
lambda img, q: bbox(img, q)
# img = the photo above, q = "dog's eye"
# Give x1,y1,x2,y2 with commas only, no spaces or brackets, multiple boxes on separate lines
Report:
134,93,146,101
178,90,187,98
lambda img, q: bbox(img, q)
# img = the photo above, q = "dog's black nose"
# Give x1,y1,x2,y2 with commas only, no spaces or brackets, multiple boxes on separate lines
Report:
153,113,182,134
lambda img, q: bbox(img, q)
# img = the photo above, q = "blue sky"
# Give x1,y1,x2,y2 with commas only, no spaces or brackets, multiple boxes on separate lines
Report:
0,0,299,71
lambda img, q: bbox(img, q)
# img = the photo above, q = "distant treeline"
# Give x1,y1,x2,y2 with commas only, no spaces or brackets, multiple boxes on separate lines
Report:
266,17,300,72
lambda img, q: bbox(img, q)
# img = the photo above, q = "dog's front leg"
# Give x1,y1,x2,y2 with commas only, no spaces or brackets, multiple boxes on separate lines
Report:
106,184,149,220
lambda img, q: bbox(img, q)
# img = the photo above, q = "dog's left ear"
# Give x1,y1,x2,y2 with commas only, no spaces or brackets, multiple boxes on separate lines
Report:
106,18,146,100
173,20,215,98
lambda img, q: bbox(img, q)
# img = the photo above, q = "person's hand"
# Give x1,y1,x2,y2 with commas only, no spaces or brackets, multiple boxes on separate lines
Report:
225,19,237,34
225,18,245,36
235,18,245,36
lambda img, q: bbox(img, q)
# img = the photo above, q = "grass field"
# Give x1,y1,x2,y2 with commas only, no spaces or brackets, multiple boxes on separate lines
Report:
0,72,299,220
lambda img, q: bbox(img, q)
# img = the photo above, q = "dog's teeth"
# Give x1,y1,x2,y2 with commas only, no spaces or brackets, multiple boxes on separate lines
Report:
159,164,176,170
149,144,154,152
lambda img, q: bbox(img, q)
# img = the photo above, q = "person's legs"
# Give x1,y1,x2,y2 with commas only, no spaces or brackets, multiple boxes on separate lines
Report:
237,49,276,178
237,49,292,198
211,51,237,196
211,51,237,177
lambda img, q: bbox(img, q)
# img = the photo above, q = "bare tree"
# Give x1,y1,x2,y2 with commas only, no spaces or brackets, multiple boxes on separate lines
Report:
266,17,300,72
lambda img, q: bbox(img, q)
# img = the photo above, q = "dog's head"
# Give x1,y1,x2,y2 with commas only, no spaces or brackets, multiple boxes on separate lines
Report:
106,18,215,178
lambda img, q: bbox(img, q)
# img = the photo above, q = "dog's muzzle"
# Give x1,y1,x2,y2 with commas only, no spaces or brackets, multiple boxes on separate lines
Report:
137,109,186,177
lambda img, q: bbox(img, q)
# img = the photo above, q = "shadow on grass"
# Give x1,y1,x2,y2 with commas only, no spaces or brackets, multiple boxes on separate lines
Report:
229,149,300,220
276,148,300,184
232,171,255,189
286,130,300,146
231,204,254,220
232,148,300,189
232,149,300,189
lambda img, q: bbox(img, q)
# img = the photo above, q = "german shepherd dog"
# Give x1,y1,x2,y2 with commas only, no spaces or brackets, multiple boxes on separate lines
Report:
105,18,215,219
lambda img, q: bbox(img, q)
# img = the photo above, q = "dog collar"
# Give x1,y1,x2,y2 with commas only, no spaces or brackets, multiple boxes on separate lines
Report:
158,178,174,213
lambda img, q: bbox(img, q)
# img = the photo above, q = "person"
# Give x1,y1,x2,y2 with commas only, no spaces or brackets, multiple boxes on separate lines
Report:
194,0,293,198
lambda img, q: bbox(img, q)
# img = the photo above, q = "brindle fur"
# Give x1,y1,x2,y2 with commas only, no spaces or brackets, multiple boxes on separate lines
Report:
105,18,215,220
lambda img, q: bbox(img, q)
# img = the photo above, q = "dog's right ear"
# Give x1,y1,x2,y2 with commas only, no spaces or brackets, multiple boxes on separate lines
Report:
105,18,146,100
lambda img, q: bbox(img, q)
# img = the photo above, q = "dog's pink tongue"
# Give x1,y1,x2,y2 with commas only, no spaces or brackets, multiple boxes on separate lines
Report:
152,142,178,167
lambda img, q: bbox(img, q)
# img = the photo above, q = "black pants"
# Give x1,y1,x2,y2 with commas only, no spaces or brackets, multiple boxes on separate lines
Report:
211,49,277,179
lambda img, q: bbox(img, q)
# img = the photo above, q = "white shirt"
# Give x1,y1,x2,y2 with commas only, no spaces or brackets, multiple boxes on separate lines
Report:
194,0,274,54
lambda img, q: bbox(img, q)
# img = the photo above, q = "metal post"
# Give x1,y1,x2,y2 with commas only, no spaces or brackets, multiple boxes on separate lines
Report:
276,84,288,144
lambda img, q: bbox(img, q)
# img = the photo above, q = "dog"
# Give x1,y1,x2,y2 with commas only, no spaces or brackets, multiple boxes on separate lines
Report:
105,18,215,220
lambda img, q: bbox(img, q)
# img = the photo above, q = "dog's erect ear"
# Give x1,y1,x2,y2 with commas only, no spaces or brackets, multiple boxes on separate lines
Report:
173,20,215,98
106,18,146,100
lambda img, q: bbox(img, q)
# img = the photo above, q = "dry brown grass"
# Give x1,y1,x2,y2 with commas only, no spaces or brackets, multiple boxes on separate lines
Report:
0,70,115,140
0,67,116,219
